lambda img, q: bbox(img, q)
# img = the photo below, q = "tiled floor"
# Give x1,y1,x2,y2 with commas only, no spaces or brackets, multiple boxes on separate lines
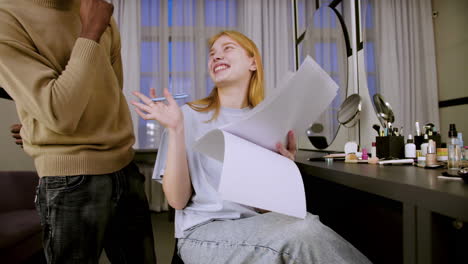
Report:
99,211,175,264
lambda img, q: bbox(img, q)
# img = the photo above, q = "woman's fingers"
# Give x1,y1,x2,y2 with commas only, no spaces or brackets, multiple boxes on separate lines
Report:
163,88,177,105
132,91,154,106
131,101,153,113
287,130,297,156
134,107,151,120
276,142,294,160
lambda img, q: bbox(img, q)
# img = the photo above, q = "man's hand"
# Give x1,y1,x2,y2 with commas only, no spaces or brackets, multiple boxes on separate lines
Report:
10,123,23,147
276,130,297,161
79,0,114,42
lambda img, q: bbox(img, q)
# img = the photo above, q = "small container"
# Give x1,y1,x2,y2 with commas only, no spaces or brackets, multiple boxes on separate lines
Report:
362,148,368,160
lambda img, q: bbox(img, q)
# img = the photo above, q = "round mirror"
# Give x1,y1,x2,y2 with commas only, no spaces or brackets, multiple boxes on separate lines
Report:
299,5,350,149
337,94,362,128
372,93,395,127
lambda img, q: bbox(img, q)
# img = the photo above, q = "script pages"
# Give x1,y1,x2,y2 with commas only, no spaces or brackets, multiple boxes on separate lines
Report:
193,56,338,219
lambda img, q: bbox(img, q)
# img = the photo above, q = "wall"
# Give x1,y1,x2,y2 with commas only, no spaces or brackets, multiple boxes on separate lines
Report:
433,0,468,143
0,99,35,171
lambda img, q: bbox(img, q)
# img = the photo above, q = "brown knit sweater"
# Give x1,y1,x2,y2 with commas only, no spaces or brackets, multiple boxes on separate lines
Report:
0,0,135,176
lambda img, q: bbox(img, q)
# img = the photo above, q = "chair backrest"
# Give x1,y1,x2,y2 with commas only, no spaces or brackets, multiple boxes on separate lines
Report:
0,171,38,212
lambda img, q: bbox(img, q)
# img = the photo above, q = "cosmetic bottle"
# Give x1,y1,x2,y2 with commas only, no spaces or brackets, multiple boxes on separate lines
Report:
405,134,416,159
426,140,437,167
371,142,377,158
447,124,461,175
437,145,448,162
420,134,429,156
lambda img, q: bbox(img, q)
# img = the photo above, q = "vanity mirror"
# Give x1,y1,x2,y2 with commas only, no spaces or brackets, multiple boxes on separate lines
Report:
337,93,362,128
372,93,395,128
297,1,351,149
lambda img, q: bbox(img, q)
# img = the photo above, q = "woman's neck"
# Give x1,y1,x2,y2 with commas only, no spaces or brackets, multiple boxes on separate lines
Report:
217,81,250,109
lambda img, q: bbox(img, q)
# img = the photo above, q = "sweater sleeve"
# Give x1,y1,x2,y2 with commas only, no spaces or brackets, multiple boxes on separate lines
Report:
110,17,123,90
0,38,103,135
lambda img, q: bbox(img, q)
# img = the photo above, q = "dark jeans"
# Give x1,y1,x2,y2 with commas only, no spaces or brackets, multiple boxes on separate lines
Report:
35,162,157,264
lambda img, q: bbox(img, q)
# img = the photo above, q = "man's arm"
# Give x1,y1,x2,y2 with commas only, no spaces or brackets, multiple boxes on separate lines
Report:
0,0,114,135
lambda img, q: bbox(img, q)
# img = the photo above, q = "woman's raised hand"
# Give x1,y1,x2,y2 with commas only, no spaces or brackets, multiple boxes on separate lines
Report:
131,88,184,132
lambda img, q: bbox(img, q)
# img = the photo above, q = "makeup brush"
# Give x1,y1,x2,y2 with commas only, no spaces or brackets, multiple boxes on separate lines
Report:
372,124,380,135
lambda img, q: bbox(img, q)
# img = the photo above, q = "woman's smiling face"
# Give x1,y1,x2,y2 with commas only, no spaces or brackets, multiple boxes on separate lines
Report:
208,35,256,87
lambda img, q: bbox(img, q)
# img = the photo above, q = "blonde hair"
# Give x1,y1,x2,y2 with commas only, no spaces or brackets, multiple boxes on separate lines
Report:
187,30,264,121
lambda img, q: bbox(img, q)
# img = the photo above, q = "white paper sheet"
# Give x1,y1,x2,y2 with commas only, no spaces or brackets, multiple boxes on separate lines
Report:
193,56,338,219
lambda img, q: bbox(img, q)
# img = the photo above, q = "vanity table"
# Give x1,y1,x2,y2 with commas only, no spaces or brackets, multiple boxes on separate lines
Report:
296,150,468,264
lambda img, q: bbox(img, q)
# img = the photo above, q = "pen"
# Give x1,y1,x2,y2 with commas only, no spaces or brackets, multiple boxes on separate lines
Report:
151,93,188,102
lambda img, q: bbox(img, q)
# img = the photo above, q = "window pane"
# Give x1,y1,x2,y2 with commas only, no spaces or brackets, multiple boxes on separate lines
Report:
313,6,336,28
141,0,160,26
367,75,378,96
364,42,375,72
141,42,161,73
170,0,196,26
297,0,306,30
205,0,237,27
364,0,374,28
171,41,194,72
314,42,338,72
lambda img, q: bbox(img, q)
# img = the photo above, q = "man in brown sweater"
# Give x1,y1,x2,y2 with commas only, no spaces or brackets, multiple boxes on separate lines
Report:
0,0,157,263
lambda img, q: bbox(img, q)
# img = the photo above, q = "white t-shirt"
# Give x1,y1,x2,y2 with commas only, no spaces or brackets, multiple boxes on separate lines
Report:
153,105,258,238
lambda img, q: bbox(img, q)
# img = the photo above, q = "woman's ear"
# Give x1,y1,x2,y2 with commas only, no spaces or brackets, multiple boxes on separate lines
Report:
249,59,257,71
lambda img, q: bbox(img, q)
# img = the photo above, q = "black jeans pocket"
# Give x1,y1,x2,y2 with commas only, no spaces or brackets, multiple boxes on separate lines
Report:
43,175,86,191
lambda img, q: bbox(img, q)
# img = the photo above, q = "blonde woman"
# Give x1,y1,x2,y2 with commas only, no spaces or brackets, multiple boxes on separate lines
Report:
132,31,370,264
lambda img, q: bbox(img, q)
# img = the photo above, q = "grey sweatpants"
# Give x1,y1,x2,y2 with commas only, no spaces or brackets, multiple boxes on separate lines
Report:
177,212,372,264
